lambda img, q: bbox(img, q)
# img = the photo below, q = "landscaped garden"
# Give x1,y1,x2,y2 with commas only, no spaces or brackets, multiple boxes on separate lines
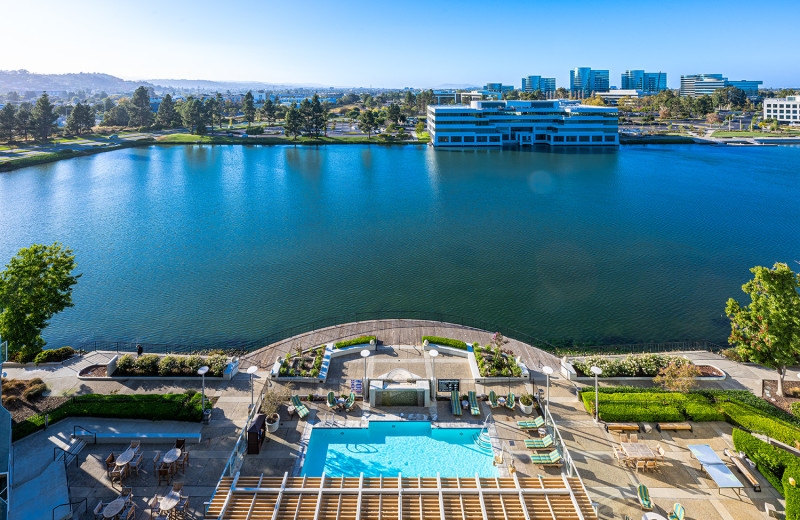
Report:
572,353,721,378
278,346,325,377
111,352,228,377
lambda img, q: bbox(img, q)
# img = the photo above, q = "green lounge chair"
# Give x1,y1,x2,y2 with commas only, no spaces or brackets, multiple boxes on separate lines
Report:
529,449,562,466
468,391,480,416
504,392,515,410
524,434,554,450
291,395,309,419
517,416,544,430
668,504,685,520
451,390,462,416
344,393,356,411
637,484,653,511
488,391,499,408
326,391,339,410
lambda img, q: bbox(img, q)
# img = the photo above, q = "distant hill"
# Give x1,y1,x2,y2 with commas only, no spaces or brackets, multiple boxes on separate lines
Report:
144,78,328,91
0,70,153,94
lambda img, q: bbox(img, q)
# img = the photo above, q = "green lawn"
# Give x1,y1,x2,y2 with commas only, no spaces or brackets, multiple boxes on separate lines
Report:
157,133,426,146
713,130,800,138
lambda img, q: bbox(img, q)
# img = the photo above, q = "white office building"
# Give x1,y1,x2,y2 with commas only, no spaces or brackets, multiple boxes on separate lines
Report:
680,74,763,98
427,99,618,147
763,96,800,124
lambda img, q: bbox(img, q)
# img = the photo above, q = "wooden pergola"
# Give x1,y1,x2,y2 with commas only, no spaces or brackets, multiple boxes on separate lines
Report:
205,473,598,520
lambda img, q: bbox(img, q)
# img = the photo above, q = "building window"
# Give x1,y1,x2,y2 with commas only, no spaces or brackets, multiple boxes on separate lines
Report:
567,136,577,142
477,136,487,142
592,135,602,142
438,136,450,143
579,136,590,142
489,136,500,142
464,136,475,143
553,136,564,142
451,136,462,143
604,135,616,142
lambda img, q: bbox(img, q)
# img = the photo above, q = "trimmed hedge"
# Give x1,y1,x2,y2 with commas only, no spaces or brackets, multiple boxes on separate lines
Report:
720,401,800,446
33,347,75,364
334,336,376,349
12,393,206,442
732,428,796,495
422,336,468,351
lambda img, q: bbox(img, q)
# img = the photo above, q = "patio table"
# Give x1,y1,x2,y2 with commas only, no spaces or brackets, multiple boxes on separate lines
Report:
163,448,181,465
620,442,656,459
642,513,667,520
159,490,182,513
115,448,135,467
103,497,126,518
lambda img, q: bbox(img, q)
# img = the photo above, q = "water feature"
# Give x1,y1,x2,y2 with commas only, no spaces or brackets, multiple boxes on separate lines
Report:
1,144,798,348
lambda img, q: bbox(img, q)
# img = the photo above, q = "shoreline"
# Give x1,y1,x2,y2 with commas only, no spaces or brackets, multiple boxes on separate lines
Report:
3,133,799,173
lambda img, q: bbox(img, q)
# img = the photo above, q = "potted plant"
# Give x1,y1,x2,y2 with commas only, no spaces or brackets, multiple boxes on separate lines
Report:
261,390,283,433
519,394,534,415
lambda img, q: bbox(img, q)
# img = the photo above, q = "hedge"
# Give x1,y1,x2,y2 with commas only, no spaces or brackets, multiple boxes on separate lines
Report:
33,347,75,364
732,428,797,495
12,393,206,441
422,337,468,351
334,336,376,349
720,401,800,446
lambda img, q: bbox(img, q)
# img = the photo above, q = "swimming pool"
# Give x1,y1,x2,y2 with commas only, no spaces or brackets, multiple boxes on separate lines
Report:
301,422,496,477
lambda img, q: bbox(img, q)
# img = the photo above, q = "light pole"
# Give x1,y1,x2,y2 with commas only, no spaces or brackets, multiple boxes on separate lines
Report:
361,349,370,399
542,365,553,424
430,349,439,401
590,366,602,422
198,365,210,419
246,365,258,410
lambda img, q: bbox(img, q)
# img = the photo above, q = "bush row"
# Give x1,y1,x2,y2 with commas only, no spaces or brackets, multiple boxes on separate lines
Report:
574,353,688,377
720,401,800,446
33,347,76,364
12,392,205,441
334,336,376,349
116,353,228,377
422,337,468,351
733,428,794,493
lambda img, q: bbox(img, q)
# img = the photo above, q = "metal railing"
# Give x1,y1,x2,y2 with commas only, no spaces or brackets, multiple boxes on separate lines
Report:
536,392,581,479
73,425,96,444
52,498,86,520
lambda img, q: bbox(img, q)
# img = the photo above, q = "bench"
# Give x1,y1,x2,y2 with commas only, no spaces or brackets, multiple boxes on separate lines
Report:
765,502,786,519
656,422,692,432
606,423,641,433
730,454,761,492
75,432,202,445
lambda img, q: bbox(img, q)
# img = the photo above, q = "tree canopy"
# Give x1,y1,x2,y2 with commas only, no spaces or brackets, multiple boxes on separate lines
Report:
31,92,58,141
357,109,378,139
129,86,153,127
243,91,255,125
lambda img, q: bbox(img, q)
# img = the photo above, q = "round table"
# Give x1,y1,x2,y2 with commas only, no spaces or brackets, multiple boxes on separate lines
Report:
159,491,182,513
642,513,667,520
538,428,547,437
163,448,181,465
288,405,296,417
461,400,469,409
498,397,507,406
115,448,135,467
103,497,126,518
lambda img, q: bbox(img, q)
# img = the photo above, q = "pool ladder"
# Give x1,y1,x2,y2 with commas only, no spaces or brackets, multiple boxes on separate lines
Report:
473,413,494,453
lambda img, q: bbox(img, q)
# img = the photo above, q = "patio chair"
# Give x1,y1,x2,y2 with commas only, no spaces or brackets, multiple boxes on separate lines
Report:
468,391,481,416
344,393,356,412
153,451,162,473
176,452,188,473
129,440,141,453
621,433,630,443
130,453,143,476
637,484,653,510
93,500,104,520
668,503,685,520
646,460,658,472
613,446,627,466
450,390,462,416
157,465,171,485
110,464,125,485
120,487,133,504
105,452,116,476
524,434,554,450
655,445,666,461
148,496,160,520
176,496,189,519
489,391,500,408
172,482,184,496
327,391,340,410
291,395,310,419
122,503,136,520
629,433,638,443
175,438,186,451
504,392,515,410
635,460,646,473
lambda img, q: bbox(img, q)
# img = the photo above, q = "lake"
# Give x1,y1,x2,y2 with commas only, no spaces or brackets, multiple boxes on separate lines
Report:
1,144,798,349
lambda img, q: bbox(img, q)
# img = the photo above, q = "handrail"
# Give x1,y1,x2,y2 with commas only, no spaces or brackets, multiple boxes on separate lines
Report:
52,497,87,520
73,425,96,444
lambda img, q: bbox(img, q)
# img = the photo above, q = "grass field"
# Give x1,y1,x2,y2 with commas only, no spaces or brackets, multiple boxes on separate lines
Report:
713,130,800,138
157,133,426,146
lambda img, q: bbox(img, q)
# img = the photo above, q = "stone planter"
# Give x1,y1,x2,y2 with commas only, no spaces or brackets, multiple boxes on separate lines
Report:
519,400,534,415
267,413,280,433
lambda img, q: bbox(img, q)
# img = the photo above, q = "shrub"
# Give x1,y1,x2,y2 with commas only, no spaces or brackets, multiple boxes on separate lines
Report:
732,428,796,494
720,347,744,362
574,353,686,378
33,346,75,364
311,368,320,377
116,354,135,374
185,355,204,373
183,389,197,398
683,402,725,421
786,388,800,398
27,378,44,387
519,394,533,406
247,126,264,135
208,354,228,377
159,355,181,376
3,396,18,407
792,402,800,416
335,336,376,349
135,354,160,374
720,401,800,446
422,336,467,351
23,383,46,400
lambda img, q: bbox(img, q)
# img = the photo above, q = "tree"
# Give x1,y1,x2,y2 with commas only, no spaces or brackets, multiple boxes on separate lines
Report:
15,102,32,140
310,94,327,137
243,91,256,126
261,99,276,126
387,103,402,124
706,112,722,125
556,87,569,99
653,358,701,393
81,103,95,133
31,92,58,141
155,94,177,128
0,103,16,142
0,243,81,362
129,86,153,127
103,102,130,127
180,97,206,134
357,109,377,139
726,263,800,396
65,103,83,135
204,97,217,132
415,121,425,135
213,93,224,129
284,104,302,140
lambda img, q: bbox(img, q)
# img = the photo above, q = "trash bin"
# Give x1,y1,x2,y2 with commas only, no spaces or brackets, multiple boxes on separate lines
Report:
202,409,212,424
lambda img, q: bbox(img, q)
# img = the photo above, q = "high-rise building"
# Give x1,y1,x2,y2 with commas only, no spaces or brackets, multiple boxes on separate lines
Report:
521,75,556,94
621,70,667,93
680,74,763,97
570,68,609,97
483,83,514,92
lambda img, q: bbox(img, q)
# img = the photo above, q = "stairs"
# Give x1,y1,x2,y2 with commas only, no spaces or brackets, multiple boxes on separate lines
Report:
56,437,87,467
473,432,493,454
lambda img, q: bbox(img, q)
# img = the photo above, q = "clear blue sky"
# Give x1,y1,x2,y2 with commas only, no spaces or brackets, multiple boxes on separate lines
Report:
2,0,797,89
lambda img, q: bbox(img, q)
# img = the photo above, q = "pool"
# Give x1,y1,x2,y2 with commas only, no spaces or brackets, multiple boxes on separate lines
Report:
301,422,496,477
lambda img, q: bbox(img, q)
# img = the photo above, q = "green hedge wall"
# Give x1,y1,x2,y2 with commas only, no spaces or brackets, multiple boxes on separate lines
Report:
732,428,796,495
721,401,800,446
33,347,76,364
334,336,376,349
422,337,468,351
580,390,723,422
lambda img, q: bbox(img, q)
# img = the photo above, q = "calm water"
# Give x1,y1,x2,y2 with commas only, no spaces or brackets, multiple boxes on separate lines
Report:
302,422,495,477
1,144,799,348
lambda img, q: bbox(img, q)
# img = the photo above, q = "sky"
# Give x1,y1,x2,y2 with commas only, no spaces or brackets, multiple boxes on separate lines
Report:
1,0,797,89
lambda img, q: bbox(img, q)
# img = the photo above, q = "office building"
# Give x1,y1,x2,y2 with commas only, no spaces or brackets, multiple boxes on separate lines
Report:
680,74,763,97
483,83,514,92
595,89,654,106
426,99,618,147
620,70,667,93
521,76,556,94
763,96,800,124
570,68,609,97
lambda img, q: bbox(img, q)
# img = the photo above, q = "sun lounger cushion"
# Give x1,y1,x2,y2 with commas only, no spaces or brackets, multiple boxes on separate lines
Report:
489,391,499,407
468,391,480,416
517,416,545,429
451,390,462,416
529,450,561,465
637,484,653,510
668,503,685,520
524,434,554,449
505,393,515,409
291,395,309,418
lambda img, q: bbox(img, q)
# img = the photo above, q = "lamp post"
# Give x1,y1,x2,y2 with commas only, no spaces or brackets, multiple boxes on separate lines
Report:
246,365,258,410
542,365,553,424
361,349,370,399
198,365,210,418
430,349,439,401
590,366,602,422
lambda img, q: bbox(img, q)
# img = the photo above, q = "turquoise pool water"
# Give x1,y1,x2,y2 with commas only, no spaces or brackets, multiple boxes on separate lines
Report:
301,422,496,477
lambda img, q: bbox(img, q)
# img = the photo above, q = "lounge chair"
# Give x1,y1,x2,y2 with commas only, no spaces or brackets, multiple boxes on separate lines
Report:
489,391,500,408
468,391,480,416
524,434,554,450
668,504,685,520
504,392,515,410
291,395,310,419
529,449,562,466
344,393,356,411
326,391,340,410
637,484,653,510
451,390,462,416
517,416,545,430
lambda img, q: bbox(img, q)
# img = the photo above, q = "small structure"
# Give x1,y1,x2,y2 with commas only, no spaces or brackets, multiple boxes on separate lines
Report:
369,368,430,407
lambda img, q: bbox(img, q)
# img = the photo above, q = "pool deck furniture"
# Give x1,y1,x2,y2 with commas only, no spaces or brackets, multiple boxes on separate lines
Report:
488,391,499,408
529,449,563,466
688,444,743,495
524,434,554,450
606,422,641,432
517,416,545,430
344,392,356,412
162,448,181,465
115,448,135,467
724,449,761,491
450,390,462,416
642,513,666,520
468,391,480,416
326,391,340,410
504,392,515,410
668,503,685,520
621,442,656,461
159,490,182,515
291,395,310,419
656,422,692,432
637,484,653,510
103,496,125,518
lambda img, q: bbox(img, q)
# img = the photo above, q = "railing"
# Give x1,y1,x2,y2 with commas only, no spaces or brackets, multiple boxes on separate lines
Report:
535,392,582,479
73,425,96,444
52,498,86,520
